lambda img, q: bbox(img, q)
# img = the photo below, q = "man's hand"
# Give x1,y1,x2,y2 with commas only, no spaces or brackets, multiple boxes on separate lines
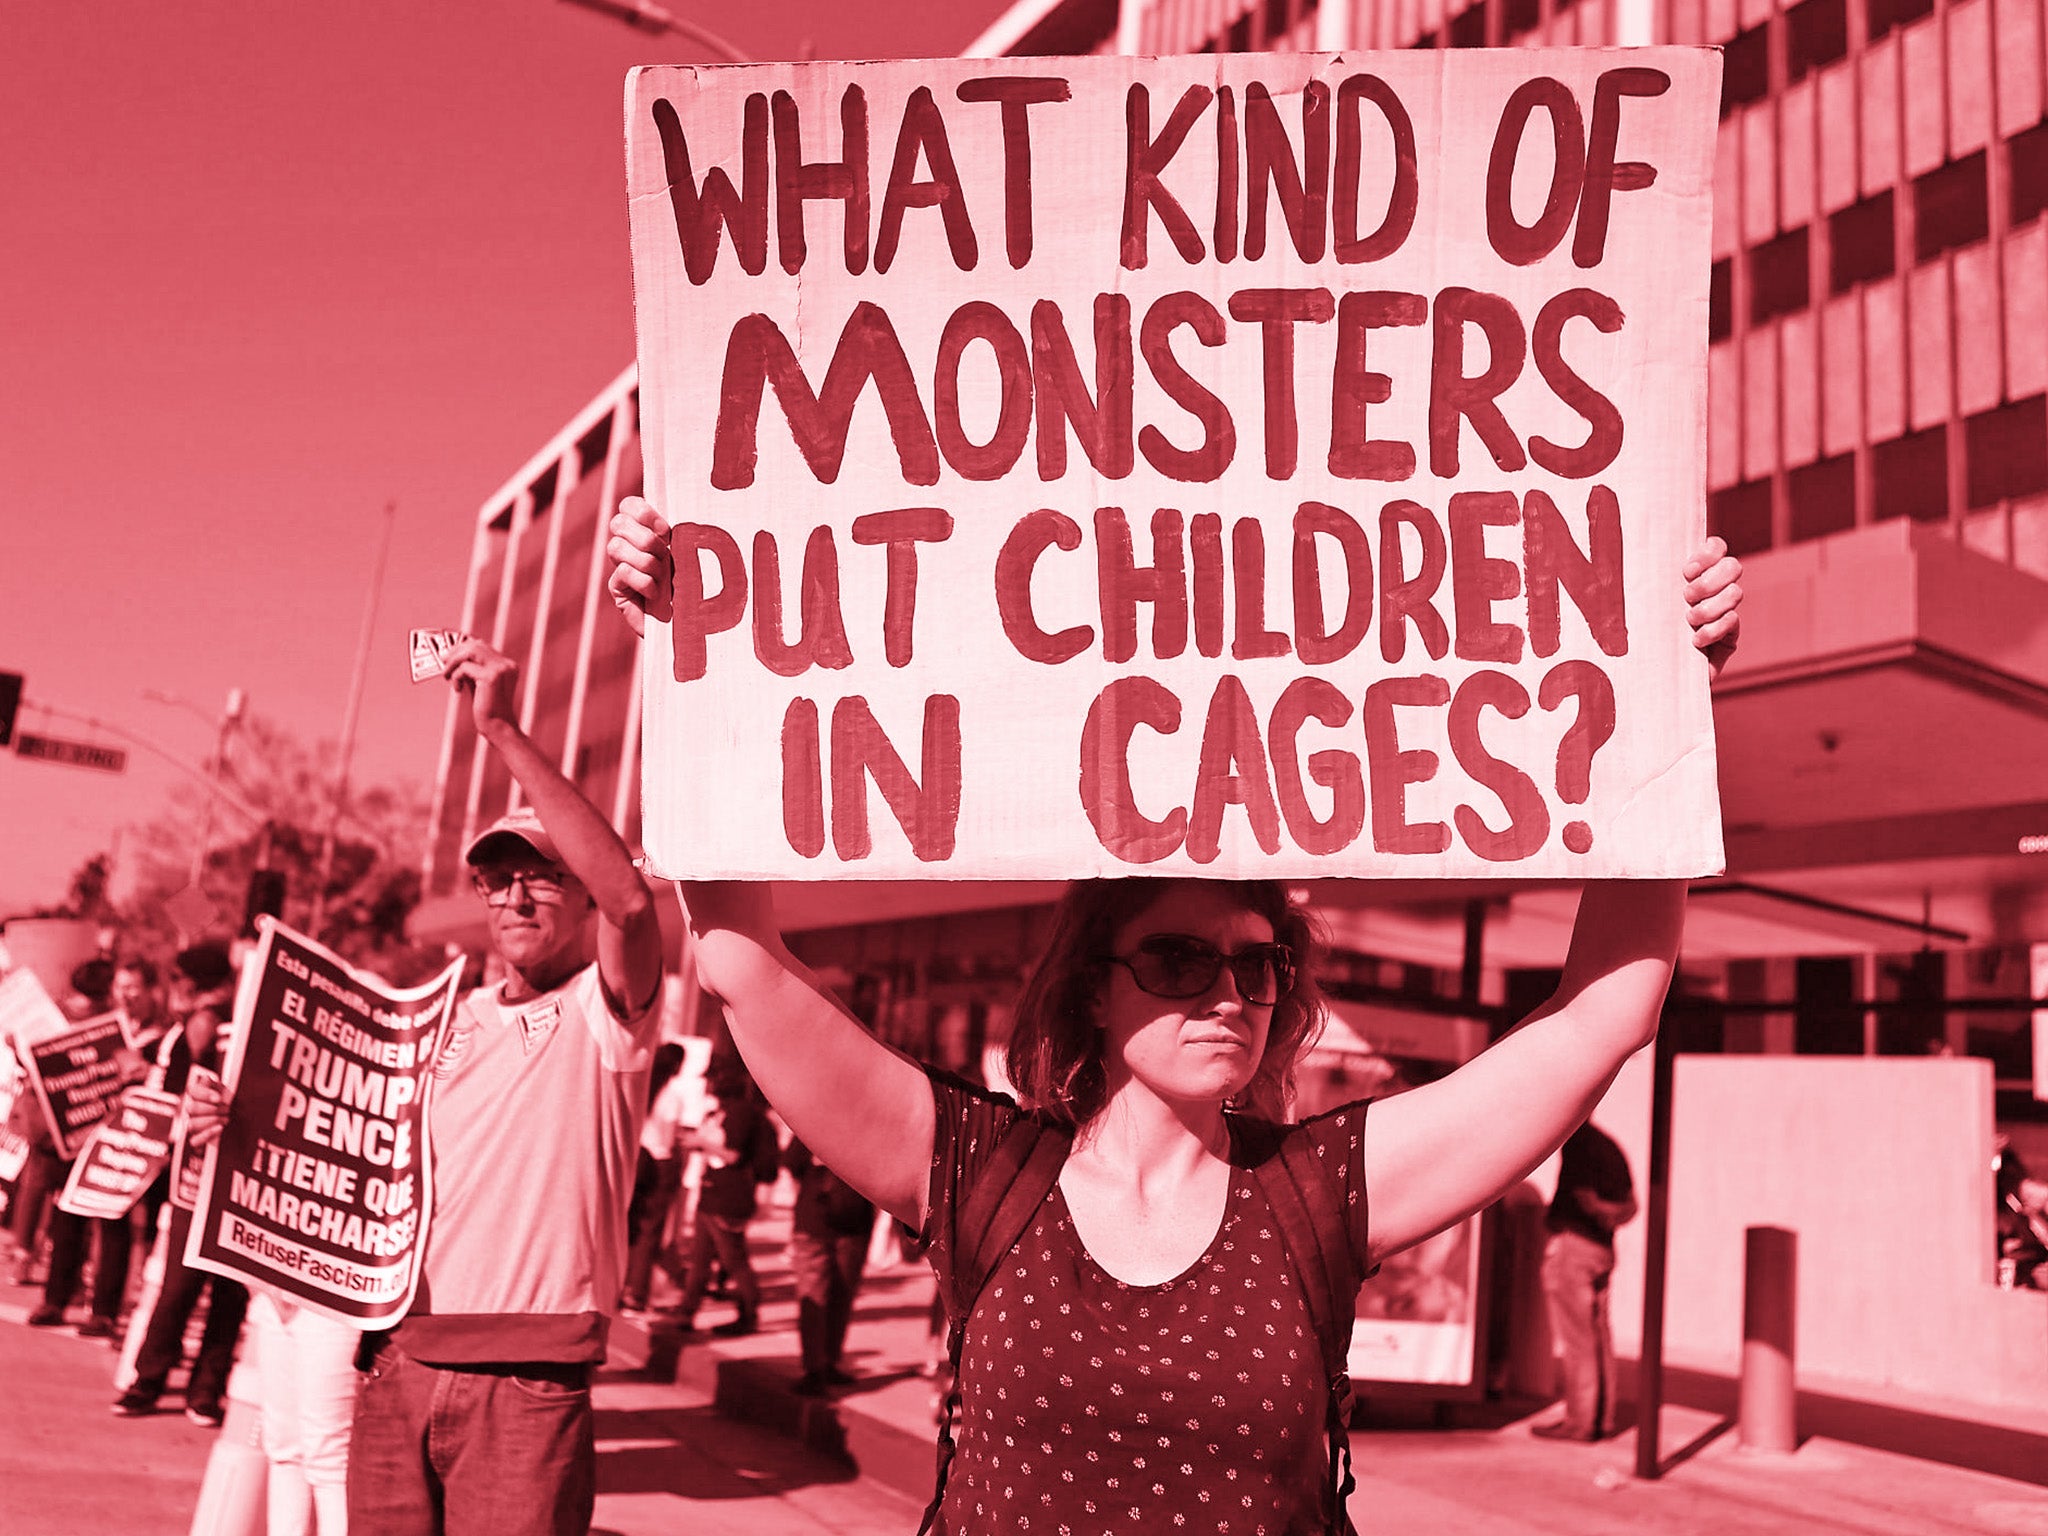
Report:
184,1069,228,1150
1683,536,1743,678
442,638,522,737
607,497,674,638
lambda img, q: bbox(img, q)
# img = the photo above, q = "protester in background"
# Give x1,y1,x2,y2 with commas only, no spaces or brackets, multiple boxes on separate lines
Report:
240,1290,359,1536
6,957,119,1285
343,638,664,1536
30,958,166,1336
1533,1120,1637,1442
117,942,246,1425
620,1042,688,1314
1996,1138,2048,1290
609,501,1743,1530
783,1135,876,1395
63,956,116,1020
673,1063,778,1339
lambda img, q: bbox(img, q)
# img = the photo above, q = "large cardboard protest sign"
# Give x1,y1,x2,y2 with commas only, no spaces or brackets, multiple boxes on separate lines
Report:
186,923,461,1326
22,1014,131,1158
626,51,1725,880
57,1087,181,1220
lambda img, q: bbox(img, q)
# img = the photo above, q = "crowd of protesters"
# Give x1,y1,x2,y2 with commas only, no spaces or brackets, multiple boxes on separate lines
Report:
0,637,886,1536
0,512,1763,1536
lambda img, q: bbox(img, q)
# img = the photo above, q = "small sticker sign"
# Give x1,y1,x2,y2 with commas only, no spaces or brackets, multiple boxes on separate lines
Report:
409,629,464,683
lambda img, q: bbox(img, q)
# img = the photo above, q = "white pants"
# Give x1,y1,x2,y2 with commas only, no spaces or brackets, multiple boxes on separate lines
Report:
252,1291,360,1536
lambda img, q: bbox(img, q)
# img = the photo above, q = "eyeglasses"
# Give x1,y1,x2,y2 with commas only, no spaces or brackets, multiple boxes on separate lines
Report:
1102,934,1297,1007
471,866,570,905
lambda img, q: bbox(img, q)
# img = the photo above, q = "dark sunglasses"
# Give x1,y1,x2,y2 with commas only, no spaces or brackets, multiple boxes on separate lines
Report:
471,866,570,904
1102,934,1297,1006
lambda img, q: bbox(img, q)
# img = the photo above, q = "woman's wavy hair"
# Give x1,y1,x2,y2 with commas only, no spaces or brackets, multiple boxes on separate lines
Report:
1004,878,1328,1131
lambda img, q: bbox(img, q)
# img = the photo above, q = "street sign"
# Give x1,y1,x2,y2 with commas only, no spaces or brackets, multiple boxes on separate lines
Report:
14,731,127,773
0,672,20,747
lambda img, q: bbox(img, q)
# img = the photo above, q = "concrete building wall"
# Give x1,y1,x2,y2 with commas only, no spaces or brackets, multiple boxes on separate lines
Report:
1595,1054,2048,1416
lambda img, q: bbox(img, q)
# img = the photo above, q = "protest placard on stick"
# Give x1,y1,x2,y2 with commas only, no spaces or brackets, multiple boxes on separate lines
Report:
625,50,1725,881
22,1014,131,1158
185,922,462,1327
57,1087,181,1220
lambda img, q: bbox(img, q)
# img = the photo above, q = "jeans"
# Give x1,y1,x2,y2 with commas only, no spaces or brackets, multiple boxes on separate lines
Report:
253,1291,360,1536
43,1206,134,1320
346,1342,596,1536
1541,1228,1617,1436
133,1204,248,1407
789,1227,867,1375
676,1212,759,1326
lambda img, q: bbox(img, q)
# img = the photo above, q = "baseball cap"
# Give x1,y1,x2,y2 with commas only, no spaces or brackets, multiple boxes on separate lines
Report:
464,807,563,868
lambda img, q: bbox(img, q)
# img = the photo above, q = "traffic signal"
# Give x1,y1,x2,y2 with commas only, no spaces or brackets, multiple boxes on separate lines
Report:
0,672,20,748
243,868,287,936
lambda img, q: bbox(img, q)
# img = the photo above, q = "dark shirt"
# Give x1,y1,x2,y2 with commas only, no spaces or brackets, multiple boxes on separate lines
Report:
785,1137,875,1238
1546,1122,1633,1248
695,1094,776,1221
919,1070,1375,1535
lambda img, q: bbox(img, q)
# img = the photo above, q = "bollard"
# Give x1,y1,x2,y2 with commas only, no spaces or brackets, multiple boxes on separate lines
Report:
186,1356,267,1536
1736,1225,1797,1454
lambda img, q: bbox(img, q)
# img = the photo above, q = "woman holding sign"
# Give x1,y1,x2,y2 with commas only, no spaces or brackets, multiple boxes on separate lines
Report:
608,498,1739,1533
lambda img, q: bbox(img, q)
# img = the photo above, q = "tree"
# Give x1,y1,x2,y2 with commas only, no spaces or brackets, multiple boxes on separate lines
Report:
116,713,444,983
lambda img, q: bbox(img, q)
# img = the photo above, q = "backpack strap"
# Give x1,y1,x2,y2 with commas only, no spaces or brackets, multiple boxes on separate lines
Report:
1242,1119,1365,1536
917,1114,1071,1536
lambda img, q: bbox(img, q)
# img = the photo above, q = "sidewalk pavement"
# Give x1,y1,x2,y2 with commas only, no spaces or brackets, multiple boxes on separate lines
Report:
8,1201,2044,1536
636,1201,2048,1536
0,1265,925,1536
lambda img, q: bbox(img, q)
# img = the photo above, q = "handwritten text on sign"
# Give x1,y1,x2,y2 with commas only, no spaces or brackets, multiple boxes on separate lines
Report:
626,52,1724,879
187,923,461,1327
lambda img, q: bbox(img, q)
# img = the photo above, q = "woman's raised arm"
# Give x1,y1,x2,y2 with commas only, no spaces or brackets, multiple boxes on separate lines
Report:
609,499,936,1228
1360,537,1741,1263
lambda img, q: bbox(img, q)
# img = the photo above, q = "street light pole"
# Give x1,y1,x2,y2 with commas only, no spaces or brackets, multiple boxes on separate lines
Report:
188,688,247,885
310,500,397,936
556,0,752,61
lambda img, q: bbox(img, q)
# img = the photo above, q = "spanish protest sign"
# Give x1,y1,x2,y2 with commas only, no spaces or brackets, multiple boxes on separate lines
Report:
625,50,1724,881
22,1014,131,1158
57,1087,181,1220
185,922,462,1326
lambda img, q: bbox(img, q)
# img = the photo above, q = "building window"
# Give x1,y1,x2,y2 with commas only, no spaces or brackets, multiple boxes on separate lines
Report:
1866,0,1933,42
1750,226,1811,323
1709,478,1775,554
1710,257,1733,342
1786,0,1849,80
1722,24,1770,117
1913,152,1989,262
1871,426,1948,521
2010,122,2048,229
1965,394,2048,507
1829,190,1895,292
1788,452,1857,541
1449,2,1488,47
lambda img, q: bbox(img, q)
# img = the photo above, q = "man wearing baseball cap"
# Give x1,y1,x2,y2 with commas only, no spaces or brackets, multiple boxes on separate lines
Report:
347,637,664,1536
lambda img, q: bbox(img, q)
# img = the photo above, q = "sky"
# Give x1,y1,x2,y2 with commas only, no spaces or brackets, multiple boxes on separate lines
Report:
0,0,1015,915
